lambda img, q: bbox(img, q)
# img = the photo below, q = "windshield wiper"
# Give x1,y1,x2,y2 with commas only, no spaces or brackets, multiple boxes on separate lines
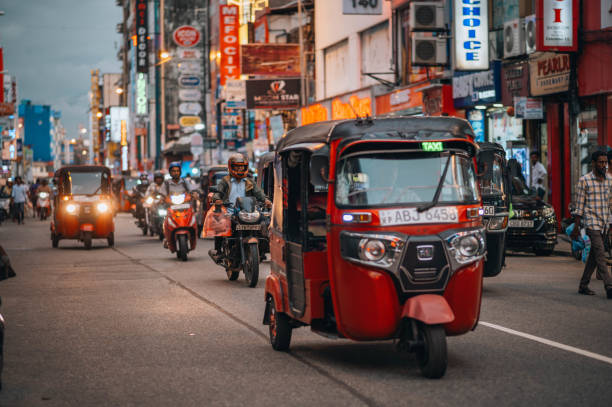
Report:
417,152,453,213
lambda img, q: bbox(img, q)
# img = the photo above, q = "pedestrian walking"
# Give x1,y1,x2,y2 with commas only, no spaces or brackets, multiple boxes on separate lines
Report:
530,151,547,200
571,150,612,298
10,177,28,225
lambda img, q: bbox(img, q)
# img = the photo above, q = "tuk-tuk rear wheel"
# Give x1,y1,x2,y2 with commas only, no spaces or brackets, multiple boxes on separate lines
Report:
268,298,291,351
416,323,447,379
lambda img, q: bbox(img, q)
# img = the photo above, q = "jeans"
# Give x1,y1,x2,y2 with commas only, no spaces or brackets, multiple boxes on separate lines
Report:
580,229,612,290
14,202,24,224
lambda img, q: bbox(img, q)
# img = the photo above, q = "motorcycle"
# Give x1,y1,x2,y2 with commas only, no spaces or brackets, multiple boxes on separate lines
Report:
0,196,9,225
132,190,148,235
145,193,165,240
208,196,270,288
37,191,51,220
163,193,197,261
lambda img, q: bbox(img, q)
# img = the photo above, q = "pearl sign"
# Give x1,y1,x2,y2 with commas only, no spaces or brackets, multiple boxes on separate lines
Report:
454,0,489,71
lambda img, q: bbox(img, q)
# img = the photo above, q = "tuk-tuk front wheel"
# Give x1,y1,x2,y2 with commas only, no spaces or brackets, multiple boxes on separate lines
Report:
107,232,115,248
267,298,291,351
83,232,93,250
243,243,259,288
416,323,447,379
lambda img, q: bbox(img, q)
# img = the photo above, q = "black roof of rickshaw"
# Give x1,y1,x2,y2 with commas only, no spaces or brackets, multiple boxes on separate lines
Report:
257,151,275,167
55,165,111,176
477,141,505,154
276,116,475,153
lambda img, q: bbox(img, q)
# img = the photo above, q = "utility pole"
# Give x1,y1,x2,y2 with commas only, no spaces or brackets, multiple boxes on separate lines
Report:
159,0,166,168
298,0,305,107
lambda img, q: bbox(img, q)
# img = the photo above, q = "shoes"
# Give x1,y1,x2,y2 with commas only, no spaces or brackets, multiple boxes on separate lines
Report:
208,249,220,262
607,287,612,299
163,239,168,249
596,272,603,281
578,287,596,295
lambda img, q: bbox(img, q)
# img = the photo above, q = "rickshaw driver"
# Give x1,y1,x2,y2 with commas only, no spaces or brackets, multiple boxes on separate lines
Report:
208,153,271,262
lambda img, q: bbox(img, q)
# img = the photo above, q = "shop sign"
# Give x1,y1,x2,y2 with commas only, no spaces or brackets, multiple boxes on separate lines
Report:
135,0,148,73
300,103,330,126
343,0,383,15
452,61,501,108
178,102,202,115
179,76,201,88
173,25,201,48
178,61,202,74
179,116,202,127
254,17,269,43
501,61,529,106
423,85,456,117
225,80,246,109
241,44,300,76
375,83,427,115
110,106,129,143
467,109,485,143
0,103,14,116
177,48,201,60
536,0,578,52
454,0,489,70
167,124,180,130
179,89,202,101
246,78,300,110
514,97,544,120
135,73,147,116
529,52,570,96
219,5,240,86
332,93,372,120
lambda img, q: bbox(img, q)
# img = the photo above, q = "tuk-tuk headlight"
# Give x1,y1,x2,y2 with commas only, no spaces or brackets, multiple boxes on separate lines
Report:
487,216,508,231
158,208,168,216
66,203,78,214
340,231,405,269
97,202,109,213
445,229,486,266
238,210,261,223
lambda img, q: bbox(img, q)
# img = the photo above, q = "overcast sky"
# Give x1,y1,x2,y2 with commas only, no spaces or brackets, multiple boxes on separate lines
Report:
0,0,122,137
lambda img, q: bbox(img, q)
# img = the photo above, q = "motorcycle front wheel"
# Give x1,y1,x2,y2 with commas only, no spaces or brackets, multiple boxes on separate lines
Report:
177,234,188,262
243,243,259,288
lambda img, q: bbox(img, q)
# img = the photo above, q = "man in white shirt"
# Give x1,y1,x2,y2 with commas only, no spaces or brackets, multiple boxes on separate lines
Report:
530,151,547,200
11,177,29,225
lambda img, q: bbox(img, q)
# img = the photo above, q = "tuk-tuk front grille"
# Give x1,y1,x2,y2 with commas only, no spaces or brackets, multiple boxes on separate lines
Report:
398,239,450,292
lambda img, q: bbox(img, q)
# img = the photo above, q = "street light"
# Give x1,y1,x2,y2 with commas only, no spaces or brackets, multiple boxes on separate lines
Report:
96,111,103,118
115,87,124,95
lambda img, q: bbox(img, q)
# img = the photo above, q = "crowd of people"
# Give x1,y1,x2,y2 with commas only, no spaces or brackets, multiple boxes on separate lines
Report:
0,177,51,225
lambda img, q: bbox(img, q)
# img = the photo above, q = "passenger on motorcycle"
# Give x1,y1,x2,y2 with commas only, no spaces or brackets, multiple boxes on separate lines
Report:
208,154,271,261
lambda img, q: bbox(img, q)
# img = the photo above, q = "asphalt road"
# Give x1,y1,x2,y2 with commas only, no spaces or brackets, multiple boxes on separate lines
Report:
0,213,610,406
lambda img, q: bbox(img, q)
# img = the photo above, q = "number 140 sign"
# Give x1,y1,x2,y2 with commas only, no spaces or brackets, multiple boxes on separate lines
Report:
343,0,382,15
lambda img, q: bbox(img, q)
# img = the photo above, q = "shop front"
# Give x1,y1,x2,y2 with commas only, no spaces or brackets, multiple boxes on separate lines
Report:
375,83,458,118
299,87,374,126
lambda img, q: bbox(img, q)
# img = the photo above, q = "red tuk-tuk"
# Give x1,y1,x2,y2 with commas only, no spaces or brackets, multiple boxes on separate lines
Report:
263,117,485,378
51,165,115,249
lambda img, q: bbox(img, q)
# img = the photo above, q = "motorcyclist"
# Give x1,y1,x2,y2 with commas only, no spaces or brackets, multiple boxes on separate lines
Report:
145,172,165,197
160,162,195,197
132,173,150,224
208,153,271,261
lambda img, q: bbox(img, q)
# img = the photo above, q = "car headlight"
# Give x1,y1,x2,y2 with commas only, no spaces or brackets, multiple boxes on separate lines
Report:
66,203,78,214
541,207,555,218
238,210,261,223
340,231,405,269
158,208,167,216
97,202,109,213
145,196,154,205
170,194,185,205
487,216,508,231
445,229,486,267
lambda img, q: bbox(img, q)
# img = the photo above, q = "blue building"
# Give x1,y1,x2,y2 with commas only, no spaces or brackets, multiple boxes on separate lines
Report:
18,100,52,162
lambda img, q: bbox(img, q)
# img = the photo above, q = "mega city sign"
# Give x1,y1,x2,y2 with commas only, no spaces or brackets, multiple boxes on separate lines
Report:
454,0,489,71
135,73,147,116
536,0,578,51
219,4,240,86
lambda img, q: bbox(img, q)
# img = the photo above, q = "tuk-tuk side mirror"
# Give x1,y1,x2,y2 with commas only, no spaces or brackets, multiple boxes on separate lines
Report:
310,155,330,187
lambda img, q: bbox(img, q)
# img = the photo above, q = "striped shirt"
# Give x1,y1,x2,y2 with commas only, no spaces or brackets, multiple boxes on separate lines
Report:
574,172,612,231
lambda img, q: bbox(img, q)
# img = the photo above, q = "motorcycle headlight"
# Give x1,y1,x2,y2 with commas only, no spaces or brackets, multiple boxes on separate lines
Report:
487,216,508,231
238,210,261,223
445,229,486,267
158,208,167,216
66,203,78,214
542,207,555,218
96,202,109,213
170,194,185,205
340,232,405,269
39,192,48,198
145,196,154,205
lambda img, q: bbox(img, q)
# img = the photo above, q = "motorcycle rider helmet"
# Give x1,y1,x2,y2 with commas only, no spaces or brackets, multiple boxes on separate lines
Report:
153,171,164,182
228,153,249,179
139,172,150,186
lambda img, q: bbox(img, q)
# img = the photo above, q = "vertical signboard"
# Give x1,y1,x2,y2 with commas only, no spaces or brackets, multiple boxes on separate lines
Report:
219,4,240,86
135,73,148,116
135,0,148,73
110,107,130,143
454,0,489,71
536,0,578,51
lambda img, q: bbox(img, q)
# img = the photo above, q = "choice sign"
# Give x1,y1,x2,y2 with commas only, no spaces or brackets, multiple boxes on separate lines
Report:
173,26,201,47
454,0,489,71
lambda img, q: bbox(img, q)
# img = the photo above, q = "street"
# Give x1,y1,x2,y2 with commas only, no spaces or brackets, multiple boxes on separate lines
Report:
0,214,610,407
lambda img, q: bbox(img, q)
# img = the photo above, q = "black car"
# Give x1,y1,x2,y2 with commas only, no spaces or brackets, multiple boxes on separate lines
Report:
506,190,557,256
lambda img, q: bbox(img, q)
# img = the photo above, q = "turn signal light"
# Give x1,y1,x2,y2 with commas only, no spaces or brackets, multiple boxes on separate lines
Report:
342,212,372,224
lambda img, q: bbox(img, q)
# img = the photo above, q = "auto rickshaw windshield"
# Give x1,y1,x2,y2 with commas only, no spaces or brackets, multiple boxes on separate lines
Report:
478,152,505,197
66,171,109,195
336,152,479,207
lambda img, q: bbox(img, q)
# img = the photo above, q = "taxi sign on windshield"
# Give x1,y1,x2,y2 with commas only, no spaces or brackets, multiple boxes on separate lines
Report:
421,142,443,152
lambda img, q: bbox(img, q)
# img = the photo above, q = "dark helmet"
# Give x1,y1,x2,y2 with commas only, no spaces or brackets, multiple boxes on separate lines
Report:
228,153,248,179
153,171,164,181
139,172,149,185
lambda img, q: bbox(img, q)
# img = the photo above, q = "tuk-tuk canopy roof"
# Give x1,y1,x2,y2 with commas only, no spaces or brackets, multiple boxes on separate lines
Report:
257,151,275,167
276,117,475,153
477,142,505,153
54,165,111,177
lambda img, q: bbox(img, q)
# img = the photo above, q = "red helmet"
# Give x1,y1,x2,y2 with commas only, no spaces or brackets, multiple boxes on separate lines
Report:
228,153,249,179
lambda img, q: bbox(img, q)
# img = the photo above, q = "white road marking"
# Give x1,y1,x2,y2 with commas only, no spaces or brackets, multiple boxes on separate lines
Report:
480,321,612,366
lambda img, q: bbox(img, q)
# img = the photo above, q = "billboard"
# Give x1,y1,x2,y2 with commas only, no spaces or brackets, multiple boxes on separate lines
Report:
110,107,129,143
537,0,578,52
219,5,240,86
241,44,300,76
246,78,300,110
